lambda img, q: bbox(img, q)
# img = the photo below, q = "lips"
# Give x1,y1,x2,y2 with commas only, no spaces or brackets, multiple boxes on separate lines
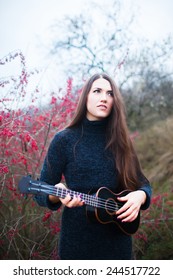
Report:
97,104,107,109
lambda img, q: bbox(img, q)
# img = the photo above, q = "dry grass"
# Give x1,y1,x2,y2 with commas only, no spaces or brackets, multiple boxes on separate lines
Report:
134,117,173,190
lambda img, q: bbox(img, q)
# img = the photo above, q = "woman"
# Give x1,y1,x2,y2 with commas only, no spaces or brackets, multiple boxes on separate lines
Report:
34,73,152,260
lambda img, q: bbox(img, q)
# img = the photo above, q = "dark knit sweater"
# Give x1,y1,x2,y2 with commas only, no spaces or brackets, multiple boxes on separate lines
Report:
34,118,152,260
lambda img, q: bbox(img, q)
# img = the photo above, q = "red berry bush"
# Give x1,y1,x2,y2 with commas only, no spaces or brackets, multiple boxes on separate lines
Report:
0,52,173,259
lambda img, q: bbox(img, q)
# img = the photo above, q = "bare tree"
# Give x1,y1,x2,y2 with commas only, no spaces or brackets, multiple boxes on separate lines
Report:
48,0,134,83
45,0,173,129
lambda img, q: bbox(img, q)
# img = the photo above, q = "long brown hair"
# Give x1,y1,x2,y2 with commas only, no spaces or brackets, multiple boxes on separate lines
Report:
67,73,143,191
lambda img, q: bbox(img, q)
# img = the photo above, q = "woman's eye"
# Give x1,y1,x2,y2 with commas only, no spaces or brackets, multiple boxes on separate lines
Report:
107,91,113,96
93,89,100,93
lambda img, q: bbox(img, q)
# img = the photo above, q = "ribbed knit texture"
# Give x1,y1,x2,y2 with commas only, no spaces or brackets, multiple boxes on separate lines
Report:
34,118,152,260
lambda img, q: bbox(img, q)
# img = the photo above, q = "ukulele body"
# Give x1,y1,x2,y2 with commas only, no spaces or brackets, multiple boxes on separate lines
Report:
86,187,140,235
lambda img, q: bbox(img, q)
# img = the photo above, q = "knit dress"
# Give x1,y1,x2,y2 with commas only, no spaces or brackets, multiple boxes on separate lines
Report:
34,118,152,260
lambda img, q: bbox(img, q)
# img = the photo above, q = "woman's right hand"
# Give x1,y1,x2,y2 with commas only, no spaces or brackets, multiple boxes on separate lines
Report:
49,183,84,208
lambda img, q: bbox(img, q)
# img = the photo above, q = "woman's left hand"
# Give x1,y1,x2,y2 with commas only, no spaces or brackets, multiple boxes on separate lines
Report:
116,190,146,222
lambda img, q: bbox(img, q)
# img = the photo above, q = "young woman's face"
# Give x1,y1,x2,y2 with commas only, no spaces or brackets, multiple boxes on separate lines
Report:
86,78,114,121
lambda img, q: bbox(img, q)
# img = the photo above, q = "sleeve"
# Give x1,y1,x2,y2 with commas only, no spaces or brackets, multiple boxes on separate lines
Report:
34,132,66,211
139,183,152,210
137,174,152,210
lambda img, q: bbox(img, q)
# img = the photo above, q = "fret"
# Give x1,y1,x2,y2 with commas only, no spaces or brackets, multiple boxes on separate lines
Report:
71,190,78,198
55,187,59,197
63,189,67,199
56,187,61,198
93,197,99,207
85,194,95,207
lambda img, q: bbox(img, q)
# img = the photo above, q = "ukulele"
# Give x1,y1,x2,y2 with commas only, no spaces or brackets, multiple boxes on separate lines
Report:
18,175,140,235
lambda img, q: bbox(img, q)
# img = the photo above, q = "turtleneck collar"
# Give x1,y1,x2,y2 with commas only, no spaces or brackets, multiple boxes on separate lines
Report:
81,117,108,134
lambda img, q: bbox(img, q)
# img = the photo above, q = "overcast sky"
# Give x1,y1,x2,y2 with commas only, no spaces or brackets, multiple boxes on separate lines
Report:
0,0,173,91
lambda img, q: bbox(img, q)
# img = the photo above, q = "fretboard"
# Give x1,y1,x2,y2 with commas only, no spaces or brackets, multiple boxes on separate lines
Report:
54,186,99,208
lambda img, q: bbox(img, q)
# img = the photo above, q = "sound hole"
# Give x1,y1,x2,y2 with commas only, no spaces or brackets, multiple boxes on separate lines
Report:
105,198,118,216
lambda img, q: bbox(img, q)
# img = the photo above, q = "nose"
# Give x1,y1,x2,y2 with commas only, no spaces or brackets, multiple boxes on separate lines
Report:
100,92,107,102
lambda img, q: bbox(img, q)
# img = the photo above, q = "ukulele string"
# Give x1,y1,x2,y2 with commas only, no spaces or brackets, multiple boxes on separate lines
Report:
32,183,124,212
